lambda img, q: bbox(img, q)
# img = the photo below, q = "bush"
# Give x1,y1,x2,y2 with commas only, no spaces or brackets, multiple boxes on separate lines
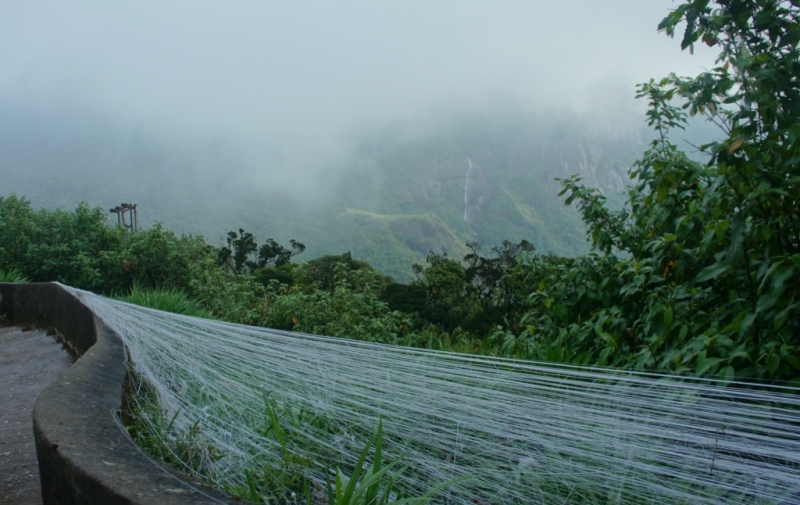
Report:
0,196,212,294
252,263,411,342
379,282,426,315
506,0,800,382
253,264,295,288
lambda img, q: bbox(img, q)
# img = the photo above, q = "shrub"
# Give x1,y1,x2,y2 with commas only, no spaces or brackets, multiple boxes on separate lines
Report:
118,285,215,319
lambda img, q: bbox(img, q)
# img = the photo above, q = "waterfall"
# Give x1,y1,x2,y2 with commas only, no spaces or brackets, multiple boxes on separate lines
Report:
463,158,472,221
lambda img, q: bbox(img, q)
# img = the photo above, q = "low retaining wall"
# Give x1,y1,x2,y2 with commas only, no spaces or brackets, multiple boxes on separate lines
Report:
0,283,235,505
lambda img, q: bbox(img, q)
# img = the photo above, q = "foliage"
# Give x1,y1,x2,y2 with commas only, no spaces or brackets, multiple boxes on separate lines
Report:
412,252,480,333
380,283,426,315
125,372,218,479
0,199,555,361
218,228,258,275
258,238,306,268
0,195,124,292
252,263,411,342
122,224,211,290
218,228,305,275
117,285,215,319
185,255,265,323
326,420,468,505
301,252,386,292
408,240,534,335
509,0,800,382
0,195,209,294
253,263,295,288
0,268,29,283
3,0,798,386
464,240,534,306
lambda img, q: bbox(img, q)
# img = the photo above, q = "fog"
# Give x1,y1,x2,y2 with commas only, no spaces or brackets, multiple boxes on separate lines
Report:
1,0,719,201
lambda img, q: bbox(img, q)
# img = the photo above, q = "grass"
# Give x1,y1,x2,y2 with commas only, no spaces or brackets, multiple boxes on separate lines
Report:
124,359,800,505
325,420,469,505
126,375,465,504
117,285,215,319
0,268,29,283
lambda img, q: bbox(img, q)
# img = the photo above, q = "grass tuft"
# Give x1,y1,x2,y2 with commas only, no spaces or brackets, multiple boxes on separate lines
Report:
0,268,29,283
117,285,215,319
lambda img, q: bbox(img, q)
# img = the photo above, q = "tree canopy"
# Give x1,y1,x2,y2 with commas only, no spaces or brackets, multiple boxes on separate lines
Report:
532,0,800,381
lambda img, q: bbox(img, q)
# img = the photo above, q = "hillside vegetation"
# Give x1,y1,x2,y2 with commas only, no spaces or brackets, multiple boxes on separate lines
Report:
322,112,647,279
1,0,798,387
0,108,650,281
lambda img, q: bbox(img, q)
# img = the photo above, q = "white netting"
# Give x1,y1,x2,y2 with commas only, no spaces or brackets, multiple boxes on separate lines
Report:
65,285,800,504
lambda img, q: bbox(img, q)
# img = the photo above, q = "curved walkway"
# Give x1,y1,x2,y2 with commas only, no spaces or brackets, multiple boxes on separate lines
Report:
0,325,72,505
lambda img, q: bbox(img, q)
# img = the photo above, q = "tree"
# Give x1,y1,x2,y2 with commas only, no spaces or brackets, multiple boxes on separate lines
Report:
218,230,305,275
543,0,800,381
413,252,480,332
257,238,305,268
463,240,534,311
218,229,257,275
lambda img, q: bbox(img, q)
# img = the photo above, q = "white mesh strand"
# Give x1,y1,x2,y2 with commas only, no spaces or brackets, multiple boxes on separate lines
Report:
64,285,800,504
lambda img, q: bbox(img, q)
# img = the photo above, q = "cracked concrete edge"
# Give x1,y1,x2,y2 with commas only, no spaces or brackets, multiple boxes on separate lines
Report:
0,283,238,505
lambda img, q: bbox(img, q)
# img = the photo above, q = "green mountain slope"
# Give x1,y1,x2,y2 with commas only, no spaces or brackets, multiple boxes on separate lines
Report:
0,106,649,281
315,113,648,278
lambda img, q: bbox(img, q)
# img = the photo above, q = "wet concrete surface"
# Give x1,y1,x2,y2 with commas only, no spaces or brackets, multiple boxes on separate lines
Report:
1,326,72,505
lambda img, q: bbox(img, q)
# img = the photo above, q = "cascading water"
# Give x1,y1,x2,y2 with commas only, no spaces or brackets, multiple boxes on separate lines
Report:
463,158,472,221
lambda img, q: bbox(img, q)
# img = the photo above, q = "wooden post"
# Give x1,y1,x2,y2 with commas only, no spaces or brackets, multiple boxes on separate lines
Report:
110,203,139,232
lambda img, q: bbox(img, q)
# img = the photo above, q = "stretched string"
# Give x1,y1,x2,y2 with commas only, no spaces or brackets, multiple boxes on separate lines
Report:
64,285,800,504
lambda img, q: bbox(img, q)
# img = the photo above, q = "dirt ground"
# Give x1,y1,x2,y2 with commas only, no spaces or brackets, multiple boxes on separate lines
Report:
0,326,72,505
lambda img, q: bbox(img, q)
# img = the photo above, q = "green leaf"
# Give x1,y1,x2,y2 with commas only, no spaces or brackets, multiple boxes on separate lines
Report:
695,263,729,283
739,312,757,336
766,354,780,375
696,357,724,376
757,286,782,313
760,260,794,291
773,303,795,329
715,220,729,243
664,306,674,329
728,350,751,361
597,331,618,349
789,123,800,143
341,422,378,504
719,365,735,382
657,185,669,203
599,346,614,365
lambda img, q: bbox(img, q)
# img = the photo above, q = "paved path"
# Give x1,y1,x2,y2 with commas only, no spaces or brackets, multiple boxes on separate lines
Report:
1,326,72,505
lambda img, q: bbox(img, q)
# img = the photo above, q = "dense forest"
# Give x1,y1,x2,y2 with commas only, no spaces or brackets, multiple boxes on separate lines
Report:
2,0,799,387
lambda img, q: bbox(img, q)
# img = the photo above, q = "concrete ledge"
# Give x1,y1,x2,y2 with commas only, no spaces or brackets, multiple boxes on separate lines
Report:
0,283,236,505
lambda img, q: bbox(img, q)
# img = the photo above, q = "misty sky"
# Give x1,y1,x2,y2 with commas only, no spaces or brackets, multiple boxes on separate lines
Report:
1,1,718,190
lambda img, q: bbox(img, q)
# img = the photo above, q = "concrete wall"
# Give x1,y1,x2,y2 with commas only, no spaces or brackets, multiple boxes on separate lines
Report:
0,283,236,505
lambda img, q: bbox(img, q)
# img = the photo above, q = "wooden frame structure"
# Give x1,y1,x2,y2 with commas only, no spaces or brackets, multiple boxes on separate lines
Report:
109,203,139,232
